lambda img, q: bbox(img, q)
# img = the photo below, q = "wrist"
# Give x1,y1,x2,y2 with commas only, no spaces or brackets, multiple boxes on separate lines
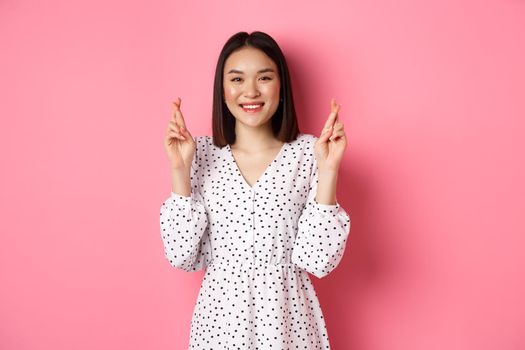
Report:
318,167,339,178
170,165,191,175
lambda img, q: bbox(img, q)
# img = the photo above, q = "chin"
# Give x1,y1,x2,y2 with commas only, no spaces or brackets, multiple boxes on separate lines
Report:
237,115,272,128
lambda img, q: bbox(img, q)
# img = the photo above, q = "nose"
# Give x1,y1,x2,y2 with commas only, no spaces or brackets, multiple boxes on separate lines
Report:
243,79,261,98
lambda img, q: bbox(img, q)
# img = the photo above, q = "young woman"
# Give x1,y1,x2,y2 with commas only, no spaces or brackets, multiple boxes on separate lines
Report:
160,31,351,349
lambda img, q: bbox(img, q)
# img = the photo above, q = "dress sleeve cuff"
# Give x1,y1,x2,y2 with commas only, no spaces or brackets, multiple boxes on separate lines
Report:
170,191,193,206
307,200,341,216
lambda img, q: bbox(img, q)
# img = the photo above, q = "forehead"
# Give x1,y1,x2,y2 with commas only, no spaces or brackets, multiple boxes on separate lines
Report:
224,47,277,72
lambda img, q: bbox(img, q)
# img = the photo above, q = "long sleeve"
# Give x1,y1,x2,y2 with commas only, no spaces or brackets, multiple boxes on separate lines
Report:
291,151,351,279
159,137,211,272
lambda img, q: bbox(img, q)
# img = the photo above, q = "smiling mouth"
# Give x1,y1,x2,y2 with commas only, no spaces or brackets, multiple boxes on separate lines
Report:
240,103,264,112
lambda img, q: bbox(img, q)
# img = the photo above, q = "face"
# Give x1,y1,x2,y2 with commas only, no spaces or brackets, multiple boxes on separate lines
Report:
223,46,281,130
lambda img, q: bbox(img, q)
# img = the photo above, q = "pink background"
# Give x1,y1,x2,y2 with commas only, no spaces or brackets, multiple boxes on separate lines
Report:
1,0,524,349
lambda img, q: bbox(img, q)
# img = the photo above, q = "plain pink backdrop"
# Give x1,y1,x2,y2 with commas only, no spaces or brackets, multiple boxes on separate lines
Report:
1,0,524,349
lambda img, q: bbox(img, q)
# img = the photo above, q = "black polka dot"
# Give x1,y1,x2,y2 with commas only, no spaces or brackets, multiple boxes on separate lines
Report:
160,133,351,349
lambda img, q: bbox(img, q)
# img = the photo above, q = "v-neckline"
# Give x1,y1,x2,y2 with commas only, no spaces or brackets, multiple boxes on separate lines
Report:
227,141,288,190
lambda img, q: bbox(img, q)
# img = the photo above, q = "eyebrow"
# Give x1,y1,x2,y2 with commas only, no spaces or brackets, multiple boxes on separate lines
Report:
226,68,276,74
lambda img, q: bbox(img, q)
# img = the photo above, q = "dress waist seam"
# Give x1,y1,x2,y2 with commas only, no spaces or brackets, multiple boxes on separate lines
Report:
208,260,296,267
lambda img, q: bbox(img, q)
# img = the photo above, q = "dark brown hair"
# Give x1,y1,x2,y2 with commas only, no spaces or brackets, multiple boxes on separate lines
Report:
212,31,300,147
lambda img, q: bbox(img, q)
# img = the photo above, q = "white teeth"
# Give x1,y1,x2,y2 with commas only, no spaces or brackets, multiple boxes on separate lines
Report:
242,104,262,109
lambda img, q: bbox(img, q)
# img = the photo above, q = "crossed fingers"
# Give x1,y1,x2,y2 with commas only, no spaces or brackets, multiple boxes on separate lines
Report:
322,98,345,141
167,97,187,140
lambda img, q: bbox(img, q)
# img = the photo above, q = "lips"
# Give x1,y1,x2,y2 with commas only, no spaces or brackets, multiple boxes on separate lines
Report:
240,102,264,113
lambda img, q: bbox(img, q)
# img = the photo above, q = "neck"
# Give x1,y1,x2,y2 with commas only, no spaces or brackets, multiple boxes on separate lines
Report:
232,122,280,152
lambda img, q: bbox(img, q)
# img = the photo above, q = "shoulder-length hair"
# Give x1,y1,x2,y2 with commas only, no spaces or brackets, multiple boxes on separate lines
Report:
212,31,300,147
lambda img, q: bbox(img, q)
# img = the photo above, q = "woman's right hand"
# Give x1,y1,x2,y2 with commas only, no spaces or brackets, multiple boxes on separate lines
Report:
163,97,195,171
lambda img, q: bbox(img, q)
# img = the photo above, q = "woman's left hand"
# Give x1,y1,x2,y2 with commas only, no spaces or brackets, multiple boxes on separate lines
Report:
314,98,348,172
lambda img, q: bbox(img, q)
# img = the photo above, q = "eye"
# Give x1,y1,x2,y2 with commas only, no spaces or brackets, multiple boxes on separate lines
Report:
230,77,242,82
260,76,272,81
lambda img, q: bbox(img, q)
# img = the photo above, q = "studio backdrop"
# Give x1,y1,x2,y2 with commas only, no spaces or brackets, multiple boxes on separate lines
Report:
1,0,524,349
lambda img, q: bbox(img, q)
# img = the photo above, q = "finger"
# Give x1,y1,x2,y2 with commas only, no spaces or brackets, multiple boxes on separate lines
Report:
172,96,181,109
321,98,340,132
170,98,179,121
180,125,191,138
332,99,342,123
170,120,191,138
325,99,338,127
330,130,345,138
332,98,342,110
172,97,187,130
167,125,185,137
166,123,186,139
332,121,344,131
333,100,341,121
169,120,185,132
329,130,345,141
172,97,182,117
168,130,186,140
319,125,333,143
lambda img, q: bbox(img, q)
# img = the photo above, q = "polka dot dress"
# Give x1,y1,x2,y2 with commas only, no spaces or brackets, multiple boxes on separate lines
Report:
160,133,351,349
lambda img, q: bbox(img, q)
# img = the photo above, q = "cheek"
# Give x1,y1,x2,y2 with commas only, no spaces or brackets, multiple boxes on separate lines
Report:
224,88,238,103
264,83,280,100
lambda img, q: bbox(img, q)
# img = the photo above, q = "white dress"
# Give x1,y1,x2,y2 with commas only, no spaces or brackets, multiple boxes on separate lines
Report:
160,133,351,349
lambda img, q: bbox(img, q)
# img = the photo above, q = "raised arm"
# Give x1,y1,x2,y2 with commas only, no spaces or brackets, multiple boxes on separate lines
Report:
291,153,351,278
292,98,351,278
159,98,211,272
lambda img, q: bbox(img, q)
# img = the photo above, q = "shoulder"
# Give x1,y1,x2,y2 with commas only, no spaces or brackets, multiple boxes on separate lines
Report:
191,135,224,162
195,134,317,146
188,135,211,170
192,135,214,150
295,132,318,143
193,135,227,148
293,133,318,152
193,135,210,144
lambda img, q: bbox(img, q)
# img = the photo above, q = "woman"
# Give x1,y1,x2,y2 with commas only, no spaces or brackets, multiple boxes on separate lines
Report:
160,31,351,349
